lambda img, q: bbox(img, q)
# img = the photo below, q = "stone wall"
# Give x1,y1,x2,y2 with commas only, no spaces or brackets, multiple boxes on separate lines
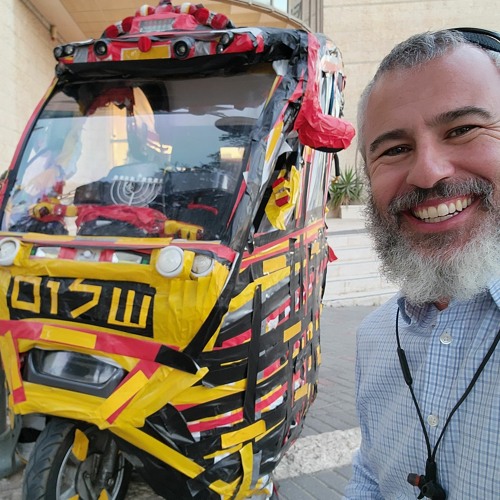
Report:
323,0,500,169
0,0,55,172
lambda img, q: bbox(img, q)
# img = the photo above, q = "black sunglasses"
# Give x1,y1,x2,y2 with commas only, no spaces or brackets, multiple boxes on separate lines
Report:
453,27,500,53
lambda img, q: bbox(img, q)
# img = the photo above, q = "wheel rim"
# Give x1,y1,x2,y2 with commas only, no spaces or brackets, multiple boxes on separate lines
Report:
55,428,127,500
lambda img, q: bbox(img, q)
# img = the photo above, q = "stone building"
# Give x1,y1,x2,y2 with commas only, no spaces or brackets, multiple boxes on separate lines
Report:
1,0,499,170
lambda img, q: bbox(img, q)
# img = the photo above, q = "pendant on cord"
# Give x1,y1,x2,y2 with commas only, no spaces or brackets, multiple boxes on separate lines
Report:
407,459,446,499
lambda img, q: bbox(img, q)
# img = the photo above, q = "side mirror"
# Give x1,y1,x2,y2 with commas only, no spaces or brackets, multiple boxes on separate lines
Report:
294,96,355,153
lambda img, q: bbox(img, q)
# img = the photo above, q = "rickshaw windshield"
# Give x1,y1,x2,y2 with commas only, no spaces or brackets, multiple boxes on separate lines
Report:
3,65,276,240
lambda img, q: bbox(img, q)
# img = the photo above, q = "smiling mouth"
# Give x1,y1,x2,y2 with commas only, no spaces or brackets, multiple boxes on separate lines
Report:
411,197,473,223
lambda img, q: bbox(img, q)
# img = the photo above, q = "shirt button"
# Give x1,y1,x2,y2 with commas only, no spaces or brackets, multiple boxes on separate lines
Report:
427,414,439,427
440,332,452,345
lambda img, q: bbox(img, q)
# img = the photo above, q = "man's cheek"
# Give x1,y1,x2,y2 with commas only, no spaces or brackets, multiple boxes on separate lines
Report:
370,186,392,214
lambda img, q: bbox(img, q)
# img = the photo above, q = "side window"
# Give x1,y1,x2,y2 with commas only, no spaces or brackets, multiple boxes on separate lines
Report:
305,150,328,220
255,153,301,235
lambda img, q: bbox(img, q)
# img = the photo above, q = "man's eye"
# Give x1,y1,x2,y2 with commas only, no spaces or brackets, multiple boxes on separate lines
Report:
448,125,476,137
381,145,409,157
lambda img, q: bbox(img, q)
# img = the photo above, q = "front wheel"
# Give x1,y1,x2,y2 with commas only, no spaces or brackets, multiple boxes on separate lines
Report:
23,418,131,500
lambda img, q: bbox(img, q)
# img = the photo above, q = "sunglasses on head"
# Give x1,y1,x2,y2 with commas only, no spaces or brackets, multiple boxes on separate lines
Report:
453,27,500,53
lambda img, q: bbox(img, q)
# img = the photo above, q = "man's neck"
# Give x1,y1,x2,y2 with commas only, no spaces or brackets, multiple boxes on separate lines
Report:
434,300,449,311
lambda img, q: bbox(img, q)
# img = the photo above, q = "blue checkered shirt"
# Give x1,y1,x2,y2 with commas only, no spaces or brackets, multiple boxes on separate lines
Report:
343,279,500,499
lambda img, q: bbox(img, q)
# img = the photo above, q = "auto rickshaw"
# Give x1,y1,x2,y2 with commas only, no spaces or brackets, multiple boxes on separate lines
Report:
0,2,354,498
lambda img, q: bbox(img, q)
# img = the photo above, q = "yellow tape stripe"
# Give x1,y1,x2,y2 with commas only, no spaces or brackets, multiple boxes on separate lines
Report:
122,45,171,60
265,122,283,163
294,384,309,402
112,426,204,478
41,325,96,349
72,428,89,461
284,321,302,342
2,332,23,391
99,371,149,421
171,380,246,406
204,443,242,460
209,478,240,499
235,443,254,500
255,418,285,443
221,419,266,449
262,255,288,274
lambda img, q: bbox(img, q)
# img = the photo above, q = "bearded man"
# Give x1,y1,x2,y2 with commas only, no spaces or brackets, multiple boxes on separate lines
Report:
343,28,500,499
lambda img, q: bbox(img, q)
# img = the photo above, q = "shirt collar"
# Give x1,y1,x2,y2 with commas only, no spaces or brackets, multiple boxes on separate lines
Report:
488,279,500,310
396,295,439,328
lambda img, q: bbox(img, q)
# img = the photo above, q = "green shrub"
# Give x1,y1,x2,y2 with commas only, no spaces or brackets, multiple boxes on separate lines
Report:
328,167,364,209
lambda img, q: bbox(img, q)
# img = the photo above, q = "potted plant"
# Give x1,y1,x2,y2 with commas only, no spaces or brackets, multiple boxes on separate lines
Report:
328,166,364,218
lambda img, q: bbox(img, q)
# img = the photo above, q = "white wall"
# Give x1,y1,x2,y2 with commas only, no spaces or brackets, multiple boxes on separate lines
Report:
0,0,55,171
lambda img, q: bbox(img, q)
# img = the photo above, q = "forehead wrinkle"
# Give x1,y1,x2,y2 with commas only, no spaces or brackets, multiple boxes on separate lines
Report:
425,105,493,127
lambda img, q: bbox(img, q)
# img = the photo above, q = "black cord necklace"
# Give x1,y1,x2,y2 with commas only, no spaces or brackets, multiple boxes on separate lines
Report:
395,307,500,500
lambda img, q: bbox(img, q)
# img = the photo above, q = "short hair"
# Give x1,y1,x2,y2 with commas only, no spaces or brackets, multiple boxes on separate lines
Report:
357,29,500,163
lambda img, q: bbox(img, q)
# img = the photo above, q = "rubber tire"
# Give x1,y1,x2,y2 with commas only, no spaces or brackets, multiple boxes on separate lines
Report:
22,418,131,500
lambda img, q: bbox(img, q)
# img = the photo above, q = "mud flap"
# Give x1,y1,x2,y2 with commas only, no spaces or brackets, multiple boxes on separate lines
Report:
0,362,22,479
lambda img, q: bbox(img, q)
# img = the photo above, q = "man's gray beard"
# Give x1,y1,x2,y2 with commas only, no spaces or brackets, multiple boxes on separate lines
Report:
365,180,500,306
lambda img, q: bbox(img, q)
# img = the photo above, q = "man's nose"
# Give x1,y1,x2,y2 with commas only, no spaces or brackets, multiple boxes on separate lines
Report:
405,143,455,189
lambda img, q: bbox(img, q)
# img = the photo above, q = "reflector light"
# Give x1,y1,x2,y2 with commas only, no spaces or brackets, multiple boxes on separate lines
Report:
121,16,134,33
138,36,153,52
156,246,184,277
0,238,20,266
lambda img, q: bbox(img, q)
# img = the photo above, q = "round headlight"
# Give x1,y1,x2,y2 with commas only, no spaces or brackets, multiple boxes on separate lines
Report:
94,40,108,56
0,238,20,266
63,44,75,56
173,39,192,59
156,246,184,277
220,32,234,46
191,254,214,278
53,46,64,58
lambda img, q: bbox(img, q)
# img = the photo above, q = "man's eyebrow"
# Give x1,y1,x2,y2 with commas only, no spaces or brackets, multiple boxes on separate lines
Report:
368,129,408,155
367,106,493,156
428,106,493,126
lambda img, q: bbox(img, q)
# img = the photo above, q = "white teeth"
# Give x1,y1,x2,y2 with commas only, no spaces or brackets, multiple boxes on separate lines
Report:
412,197,471,222
427,206,438,218
437,203,449,217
